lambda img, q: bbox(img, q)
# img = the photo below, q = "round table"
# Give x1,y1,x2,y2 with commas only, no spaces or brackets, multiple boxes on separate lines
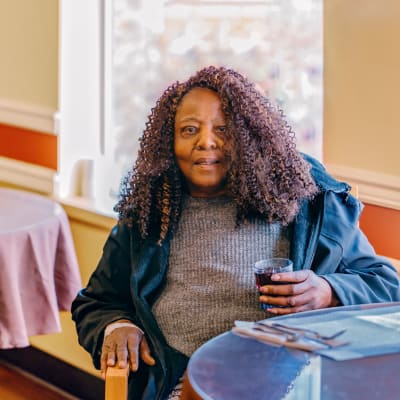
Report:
0,188,82,349
182,303,400,400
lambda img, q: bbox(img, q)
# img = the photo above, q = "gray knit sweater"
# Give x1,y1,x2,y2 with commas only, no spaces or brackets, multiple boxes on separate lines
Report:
152,195,291,356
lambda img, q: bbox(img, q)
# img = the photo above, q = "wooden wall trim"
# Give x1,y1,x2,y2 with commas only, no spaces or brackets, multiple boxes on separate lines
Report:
327,163,400,210
0,156,56,194
0,98,57,134
0,157,117,229
62,199,117,230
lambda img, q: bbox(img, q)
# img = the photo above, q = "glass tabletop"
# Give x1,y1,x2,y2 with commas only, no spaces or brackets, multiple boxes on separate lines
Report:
186,303,400,400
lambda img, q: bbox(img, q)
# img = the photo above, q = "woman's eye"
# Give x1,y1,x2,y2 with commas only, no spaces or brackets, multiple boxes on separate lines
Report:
216,126,227,135
181,126,197,136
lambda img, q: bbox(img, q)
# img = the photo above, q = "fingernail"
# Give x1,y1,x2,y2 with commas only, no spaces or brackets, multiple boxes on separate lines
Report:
272,274,280,281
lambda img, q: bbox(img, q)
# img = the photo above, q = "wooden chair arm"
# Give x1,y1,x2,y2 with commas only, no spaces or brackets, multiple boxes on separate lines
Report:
104,367,201,399
105,365,129,400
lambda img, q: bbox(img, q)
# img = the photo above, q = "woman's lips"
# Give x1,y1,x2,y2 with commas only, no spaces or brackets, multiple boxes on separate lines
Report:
193,157,220,165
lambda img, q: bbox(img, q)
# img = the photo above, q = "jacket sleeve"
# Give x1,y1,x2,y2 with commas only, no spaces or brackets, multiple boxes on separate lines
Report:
71,224,140,369
312,191,400,305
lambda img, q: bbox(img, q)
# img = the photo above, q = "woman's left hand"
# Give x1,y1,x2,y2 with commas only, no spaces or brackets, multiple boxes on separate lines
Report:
259,270,339,315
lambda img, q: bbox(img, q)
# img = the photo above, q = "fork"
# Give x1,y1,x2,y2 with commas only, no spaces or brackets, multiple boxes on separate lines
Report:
254,322,300,342
254,321,348,348
270,322,346,340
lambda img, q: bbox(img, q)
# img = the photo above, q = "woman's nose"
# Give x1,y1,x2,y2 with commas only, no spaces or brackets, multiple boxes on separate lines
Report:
196,127,218,150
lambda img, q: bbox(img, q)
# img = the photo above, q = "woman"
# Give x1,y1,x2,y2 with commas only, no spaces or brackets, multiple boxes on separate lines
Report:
72,66,400,399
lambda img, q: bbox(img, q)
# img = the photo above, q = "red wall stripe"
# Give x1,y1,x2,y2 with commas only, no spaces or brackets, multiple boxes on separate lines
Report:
0,123,57,170
360,204,400,260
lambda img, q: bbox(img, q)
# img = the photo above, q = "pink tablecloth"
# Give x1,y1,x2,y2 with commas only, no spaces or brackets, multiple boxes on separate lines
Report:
0,188,82,349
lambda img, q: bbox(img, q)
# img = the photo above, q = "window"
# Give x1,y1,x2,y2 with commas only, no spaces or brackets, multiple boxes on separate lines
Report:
58,0,322,215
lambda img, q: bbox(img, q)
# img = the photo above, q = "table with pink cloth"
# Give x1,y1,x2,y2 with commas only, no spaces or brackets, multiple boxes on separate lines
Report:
0,188,82,349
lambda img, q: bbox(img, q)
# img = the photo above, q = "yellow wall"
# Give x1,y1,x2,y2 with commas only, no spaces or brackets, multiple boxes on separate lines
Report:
0,0,58,108
324,0,400,175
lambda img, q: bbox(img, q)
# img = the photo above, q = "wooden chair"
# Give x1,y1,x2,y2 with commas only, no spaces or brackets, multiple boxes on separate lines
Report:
105,366,129,400
105,367,198,400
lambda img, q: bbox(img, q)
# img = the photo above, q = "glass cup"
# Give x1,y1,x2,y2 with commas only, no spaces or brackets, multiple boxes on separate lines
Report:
253,258,293,310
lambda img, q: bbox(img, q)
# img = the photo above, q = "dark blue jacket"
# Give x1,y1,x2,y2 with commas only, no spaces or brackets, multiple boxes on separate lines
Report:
72,155,400,399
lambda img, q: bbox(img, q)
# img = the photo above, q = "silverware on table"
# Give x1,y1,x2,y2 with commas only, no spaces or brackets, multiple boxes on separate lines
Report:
254,321,348,348
271,322,347,340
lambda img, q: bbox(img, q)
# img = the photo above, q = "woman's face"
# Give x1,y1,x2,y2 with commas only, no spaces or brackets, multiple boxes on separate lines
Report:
174,87,230,198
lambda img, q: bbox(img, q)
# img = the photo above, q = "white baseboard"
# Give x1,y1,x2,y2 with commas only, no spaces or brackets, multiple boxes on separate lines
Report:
326,163,400,210
0,156,56,194
0,98,58,134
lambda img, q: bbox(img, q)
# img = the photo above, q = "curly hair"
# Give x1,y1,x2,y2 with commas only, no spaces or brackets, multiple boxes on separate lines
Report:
115,66,318,243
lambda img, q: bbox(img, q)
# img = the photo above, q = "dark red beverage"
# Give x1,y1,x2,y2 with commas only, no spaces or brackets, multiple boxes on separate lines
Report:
255,271,289,310
254,271,287,288
253,258,293,310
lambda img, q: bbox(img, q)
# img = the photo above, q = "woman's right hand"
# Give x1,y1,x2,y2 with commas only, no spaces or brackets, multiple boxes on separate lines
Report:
100,322,156,379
